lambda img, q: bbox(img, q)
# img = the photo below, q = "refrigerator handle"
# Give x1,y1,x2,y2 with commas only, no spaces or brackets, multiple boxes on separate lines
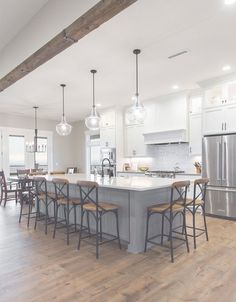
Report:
222,141,227,181
217,142,221,181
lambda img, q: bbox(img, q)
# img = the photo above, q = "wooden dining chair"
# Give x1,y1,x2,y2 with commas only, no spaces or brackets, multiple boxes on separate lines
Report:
0,171,19,207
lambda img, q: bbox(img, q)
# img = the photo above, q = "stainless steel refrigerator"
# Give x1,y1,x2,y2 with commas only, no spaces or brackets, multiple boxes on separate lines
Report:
202,134,236,219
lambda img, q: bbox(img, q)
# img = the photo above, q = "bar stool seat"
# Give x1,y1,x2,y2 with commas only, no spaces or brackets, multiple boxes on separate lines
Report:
186,198,204,206
56,197,81,205
83,202,119,212
148,203,184,213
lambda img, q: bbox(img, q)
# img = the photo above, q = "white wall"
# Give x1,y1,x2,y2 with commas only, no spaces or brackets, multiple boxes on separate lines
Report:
0,113,77,171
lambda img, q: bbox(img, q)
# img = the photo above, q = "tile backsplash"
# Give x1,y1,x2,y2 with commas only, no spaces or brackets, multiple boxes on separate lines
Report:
120,144,201,173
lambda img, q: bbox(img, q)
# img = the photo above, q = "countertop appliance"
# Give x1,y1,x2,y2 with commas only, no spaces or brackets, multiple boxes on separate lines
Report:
145,170,185,178
203,133,236,219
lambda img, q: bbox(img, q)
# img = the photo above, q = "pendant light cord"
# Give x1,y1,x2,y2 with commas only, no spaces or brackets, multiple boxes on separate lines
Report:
62,85,65,117
136,52,139,98
93,71,95,108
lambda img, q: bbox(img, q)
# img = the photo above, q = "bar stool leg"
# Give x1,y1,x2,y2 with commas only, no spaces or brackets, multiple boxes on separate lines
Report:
161,214,164,245
170,212,174,263
86,211,91,236
19,193,24,223
45,200,48,235
144,211,150,252
115,210,121,249
34,197,39,230
66,203,70,245
78,210,84,250
202,206,209,241
193,208,197,249
183,211,189,253
27,196,31,228
53,204,59,239
74,205,77,232
99,213,103,241
96,213,99,259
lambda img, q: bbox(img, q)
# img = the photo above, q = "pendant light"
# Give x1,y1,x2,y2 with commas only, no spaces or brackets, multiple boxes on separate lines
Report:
26,106,46,153
56,84,72,136
85,69,100,130
126,49,146,124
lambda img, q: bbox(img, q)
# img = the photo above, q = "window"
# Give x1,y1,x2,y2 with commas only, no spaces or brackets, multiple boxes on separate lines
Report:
9,135,25,175
35,137,48,171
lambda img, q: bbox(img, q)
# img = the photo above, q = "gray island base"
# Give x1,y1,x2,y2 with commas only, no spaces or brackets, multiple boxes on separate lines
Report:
43,174,186,253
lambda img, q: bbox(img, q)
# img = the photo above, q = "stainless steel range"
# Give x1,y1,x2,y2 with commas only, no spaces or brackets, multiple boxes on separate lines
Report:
145,170,185,178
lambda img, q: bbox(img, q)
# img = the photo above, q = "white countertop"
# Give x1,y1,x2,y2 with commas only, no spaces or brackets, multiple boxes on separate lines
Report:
38,173,191,192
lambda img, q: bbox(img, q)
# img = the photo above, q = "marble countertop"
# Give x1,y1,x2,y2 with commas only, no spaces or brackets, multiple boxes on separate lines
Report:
36,173,191,192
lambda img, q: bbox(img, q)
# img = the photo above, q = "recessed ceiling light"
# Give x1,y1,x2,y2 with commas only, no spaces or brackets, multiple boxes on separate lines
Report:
222,65,231,71
96,103,101,107
172,85,179,90
225,0,236,5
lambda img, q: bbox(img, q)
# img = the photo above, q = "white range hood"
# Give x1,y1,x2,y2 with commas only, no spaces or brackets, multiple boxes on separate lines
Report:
143,129,188,145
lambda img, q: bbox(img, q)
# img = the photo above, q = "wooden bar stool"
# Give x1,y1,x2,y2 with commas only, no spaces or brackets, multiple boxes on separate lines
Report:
185,178,209,249
77,181,121,259
144,180,190,263
52,178,81,245
18,177,36,227
34,177,56,234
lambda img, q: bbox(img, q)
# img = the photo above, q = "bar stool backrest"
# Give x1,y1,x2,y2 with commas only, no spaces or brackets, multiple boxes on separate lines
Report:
52,178,69,201
77,181,100,210
171,180,190,208
34,177,47,197
193,178,209,203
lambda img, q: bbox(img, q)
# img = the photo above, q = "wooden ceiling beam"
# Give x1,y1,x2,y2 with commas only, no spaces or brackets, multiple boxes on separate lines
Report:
0,0,137,92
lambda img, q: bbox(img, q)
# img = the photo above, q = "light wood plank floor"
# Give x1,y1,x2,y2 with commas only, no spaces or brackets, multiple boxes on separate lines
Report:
1,201,236,302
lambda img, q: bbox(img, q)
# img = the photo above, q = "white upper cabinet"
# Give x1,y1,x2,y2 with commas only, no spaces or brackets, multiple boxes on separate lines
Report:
189,96,202,114
189,113,202,155
100,110,116,128
205,86,227,108
203,81,236,134
100,127,116,148
100,109,116,148
203,107,223,134
124,124,146,157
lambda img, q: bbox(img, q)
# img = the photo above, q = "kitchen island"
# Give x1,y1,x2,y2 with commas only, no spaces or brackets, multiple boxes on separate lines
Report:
43,173,188,253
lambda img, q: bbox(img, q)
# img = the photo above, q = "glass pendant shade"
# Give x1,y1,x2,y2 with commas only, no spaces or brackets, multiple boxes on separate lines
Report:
85,107,100,130
126,49,146,124
56,84,72,136
126,95,146,124
56,115,72,136
85,69,101,130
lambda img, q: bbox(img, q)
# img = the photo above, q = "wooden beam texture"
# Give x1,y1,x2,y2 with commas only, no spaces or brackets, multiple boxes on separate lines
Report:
0,0,137,92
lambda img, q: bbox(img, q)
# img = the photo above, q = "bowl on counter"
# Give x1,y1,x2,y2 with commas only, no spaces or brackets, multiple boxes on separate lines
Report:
138,167,149,172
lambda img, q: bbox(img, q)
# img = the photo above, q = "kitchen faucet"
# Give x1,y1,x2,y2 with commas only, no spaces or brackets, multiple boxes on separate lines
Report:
101,158,112,178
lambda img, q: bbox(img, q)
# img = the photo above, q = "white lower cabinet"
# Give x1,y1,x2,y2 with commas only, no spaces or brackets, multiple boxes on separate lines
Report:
189,113,202,155
125,124,146,157
100,127,116,148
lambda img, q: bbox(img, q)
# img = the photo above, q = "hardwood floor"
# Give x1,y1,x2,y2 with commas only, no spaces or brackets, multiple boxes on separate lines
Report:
1,201,236,302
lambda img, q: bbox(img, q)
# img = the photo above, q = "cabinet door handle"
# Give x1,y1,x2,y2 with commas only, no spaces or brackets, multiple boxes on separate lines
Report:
189,146,192,153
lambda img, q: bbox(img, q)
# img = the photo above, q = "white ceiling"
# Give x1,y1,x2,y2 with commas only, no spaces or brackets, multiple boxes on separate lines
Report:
1,0,236,122
0,0,49,52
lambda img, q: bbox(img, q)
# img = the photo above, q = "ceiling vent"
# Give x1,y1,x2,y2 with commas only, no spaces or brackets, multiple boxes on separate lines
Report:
168,50,189,59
